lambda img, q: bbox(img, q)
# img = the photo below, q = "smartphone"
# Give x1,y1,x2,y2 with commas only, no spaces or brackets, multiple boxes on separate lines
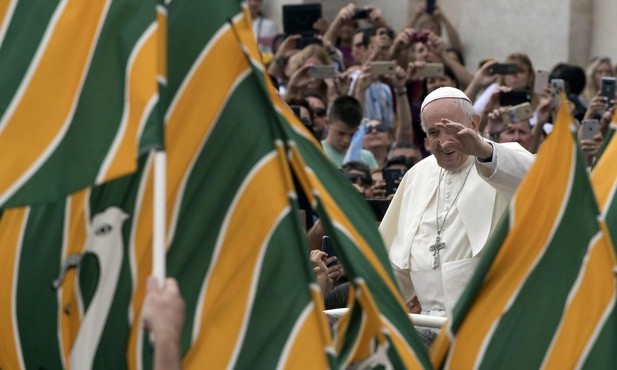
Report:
382,168,404,197
534,69,550,94
581,119,600,140
415,63,444,78
503,102,533,124
550,78,565,108
600,76,616,109
308,65,336,79
352,8,370,20
426,0,436,15
321,236,338,266
490,63,519,75
410,31,428,43
368,61,396,75
499,90,531,106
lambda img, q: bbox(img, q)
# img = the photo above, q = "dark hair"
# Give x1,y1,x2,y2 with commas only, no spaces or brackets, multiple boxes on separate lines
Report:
302,92,327,107
385,155,415,170
361,26,395,47
329,95,363,127
556,65,586,95
325,282,349,309
341,161,373,186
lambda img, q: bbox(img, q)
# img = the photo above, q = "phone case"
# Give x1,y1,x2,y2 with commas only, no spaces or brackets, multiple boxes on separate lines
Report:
582,120,600,140
415,63,445,78
369,61,396,75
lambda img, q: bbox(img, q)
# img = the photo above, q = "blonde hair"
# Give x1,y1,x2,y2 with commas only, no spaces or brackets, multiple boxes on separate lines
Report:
286,44,332,76
582,57,614,102
499,52,539,108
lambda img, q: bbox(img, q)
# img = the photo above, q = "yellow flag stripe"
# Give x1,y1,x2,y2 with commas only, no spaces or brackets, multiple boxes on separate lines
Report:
446,112,576,368
58,189,90,370
279,301,331,370
540,232,617,368
591,126,617,211
356,280,425,369
96,22,158,184
184,152,289,368
155,5,167,84
0,0,111,204
0,208,28,370
165,20,250,245
126,154,156,370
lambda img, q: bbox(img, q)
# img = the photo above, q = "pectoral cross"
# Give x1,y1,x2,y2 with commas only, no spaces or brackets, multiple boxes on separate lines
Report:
429,235,446,269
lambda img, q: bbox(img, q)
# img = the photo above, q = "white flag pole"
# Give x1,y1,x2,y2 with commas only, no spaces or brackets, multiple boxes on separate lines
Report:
153,150,167,287
324,308,447,329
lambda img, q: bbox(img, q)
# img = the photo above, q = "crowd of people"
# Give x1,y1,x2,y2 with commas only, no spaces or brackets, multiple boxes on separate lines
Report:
251,0,616,321
144,1,617,362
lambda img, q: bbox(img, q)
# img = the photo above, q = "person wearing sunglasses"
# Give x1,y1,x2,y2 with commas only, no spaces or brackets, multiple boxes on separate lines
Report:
304,93,329,140
362,119,392,168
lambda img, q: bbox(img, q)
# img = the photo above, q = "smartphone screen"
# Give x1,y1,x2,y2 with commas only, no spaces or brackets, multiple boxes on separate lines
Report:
308,65,336,79
383,168,403,196
499,90,531,107
491,63,518,75
321,236,338,266
600,77,616,109
426,0,436,14
550,79,565,108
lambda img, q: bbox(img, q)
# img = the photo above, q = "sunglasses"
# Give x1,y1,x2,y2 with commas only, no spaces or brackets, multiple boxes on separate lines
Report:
346,173,373,186
366,124,388,134
313,108,327,117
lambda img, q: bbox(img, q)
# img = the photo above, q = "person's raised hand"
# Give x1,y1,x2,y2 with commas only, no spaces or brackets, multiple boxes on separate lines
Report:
435,119,493,159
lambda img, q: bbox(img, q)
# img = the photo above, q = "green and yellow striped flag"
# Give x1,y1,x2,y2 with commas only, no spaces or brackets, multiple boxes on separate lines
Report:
0,0,162,209
0,1,431,369
430,95,617,369
593,109,617,167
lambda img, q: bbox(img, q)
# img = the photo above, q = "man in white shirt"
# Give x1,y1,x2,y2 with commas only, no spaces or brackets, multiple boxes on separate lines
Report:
379,87,534,335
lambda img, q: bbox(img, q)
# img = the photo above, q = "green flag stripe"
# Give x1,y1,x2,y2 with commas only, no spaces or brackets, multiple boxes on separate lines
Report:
165,0,240,108
581,303,617,369
475,159,594,369
16,204,66,370
165,68,251,245
234,213,320,368
1,0,160,208
0,0,60,115
166,76,274,351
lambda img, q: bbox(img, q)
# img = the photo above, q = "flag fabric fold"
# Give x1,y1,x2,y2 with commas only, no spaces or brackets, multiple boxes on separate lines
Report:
1,1,431,369
0,0,162,209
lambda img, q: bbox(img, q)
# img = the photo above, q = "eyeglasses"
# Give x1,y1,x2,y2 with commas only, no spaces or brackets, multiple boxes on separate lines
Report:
366,124,388,134
313,108,327,117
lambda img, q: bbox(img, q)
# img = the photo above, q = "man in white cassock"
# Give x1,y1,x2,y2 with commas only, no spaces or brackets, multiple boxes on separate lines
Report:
379,87,534,335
